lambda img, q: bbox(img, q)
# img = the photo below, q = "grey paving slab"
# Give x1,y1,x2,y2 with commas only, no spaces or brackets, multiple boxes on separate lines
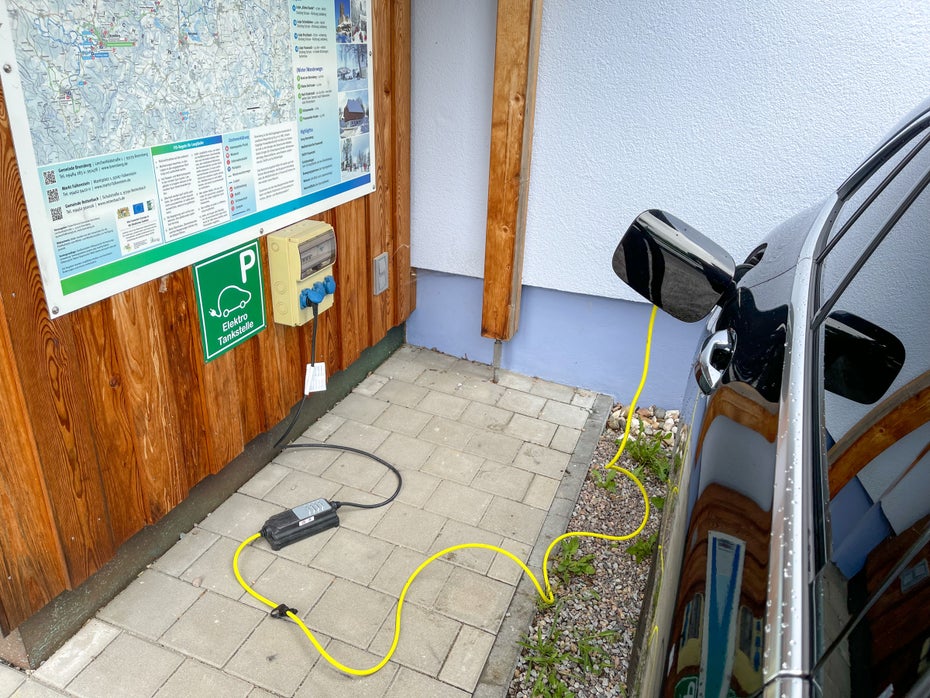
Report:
550,423,583,453
530,378,577,403
299,412,346,442
31,619,119,690
322,452,391,492
181,534,275,600
67,633,183,698
238,463,291,499
154,658,252,698
369,604,460,675
479,496,548,544
331,393,391,424
372,379,429,408
273,443,341,474
424,479,492,526
420,445,483,485
239,556,333,615
449,377,507,406
571,388,598,409
266,468,341,509
198,493,282,540
0,664,24,697
225,617,319,696
512,441,572,479
495,370,535,392
325,420,392,451
487,538,533,586
502,411,557,446
459,401,513,432
372,403,432,436
523,473,562,510
373,431,436,470
303,579,394,649
384,667,470,698
296,640,398,697
371,502,445,553
97,570,202,640
373,354,426,383
439,624,496,693
151,527,219,577
433,567,514,633
471,460,534,501
428,520,502,576
496,388,546,418
451,358,494,379
161,592,264,667
539,398,590,429
369,546,453,609
463,430,522,464
354,372,390,397
10,681,64,697
418,415,475,451
311,526,395,585
372,467,441,507
416,389,470,419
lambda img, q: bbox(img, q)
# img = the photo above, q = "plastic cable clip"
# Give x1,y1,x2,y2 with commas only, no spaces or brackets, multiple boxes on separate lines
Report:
270,603,298,619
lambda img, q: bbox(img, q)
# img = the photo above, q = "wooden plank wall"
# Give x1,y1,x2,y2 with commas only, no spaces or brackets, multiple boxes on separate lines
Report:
0,0,412,635
481,0,543,341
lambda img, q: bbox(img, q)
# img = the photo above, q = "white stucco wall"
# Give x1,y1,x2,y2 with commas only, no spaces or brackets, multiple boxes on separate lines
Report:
411,0,930,302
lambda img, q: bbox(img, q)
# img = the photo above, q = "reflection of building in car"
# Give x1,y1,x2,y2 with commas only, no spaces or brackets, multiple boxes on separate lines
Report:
615,99,930,697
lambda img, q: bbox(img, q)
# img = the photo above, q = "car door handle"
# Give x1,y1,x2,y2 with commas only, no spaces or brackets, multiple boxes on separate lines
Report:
695,328,736,394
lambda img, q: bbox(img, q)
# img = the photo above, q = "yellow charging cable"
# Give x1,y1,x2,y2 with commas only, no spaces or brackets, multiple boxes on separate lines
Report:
234,305,659,676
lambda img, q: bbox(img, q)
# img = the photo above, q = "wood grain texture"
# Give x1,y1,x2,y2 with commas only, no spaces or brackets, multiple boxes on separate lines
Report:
69,300,147,546
334,197,370,368
0,82,114,586
828,371,930,497
368,0,394,342
0,0,412,633
0,298,69,634
392,0,414,323
480,0,543,340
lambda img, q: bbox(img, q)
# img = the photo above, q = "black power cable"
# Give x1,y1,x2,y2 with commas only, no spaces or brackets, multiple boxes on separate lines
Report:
270,300,402,512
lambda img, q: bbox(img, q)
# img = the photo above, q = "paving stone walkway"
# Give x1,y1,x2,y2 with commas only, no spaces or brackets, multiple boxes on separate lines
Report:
0,345,609,698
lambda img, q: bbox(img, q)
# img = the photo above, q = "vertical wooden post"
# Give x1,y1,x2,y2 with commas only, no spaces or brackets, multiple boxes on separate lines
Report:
480,0,543,341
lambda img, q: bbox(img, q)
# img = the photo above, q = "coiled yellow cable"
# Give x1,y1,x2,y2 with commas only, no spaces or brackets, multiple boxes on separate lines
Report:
234,305,659,676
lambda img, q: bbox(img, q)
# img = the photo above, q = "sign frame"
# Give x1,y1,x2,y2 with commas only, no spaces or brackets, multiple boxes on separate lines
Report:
0,0,376,317
192,240,267,362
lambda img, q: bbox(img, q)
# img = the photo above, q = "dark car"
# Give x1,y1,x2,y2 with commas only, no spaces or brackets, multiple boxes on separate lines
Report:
613,101,930,697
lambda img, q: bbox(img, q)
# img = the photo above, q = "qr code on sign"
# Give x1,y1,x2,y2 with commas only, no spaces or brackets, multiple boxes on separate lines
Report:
47,188,60,203
51,206,62,222
43,170,57,185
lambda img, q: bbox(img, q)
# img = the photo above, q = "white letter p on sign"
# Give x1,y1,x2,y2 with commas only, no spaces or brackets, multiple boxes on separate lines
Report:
239,248,256,284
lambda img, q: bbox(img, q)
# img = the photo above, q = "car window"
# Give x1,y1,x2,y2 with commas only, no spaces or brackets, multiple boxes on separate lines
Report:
812,124,930,697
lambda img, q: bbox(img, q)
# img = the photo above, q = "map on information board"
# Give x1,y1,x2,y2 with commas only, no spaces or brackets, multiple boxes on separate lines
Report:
0,0,375,316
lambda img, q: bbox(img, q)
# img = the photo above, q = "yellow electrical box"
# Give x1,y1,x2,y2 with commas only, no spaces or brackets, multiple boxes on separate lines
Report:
267,220,337,326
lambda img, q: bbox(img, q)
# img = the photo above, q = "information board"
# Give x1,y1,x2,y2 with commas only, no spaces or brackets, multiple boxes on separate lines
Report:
0,0,375,316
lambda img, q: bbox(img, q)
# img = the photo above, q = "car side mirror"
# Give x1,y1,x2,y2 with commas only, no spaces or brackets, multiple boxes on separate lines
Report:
612,210,736,322
823,311,905,404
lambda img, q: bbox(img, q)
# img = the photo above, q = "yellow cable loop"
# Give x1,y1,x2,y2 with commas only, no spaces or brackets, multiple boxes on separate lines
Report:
233,304,660,676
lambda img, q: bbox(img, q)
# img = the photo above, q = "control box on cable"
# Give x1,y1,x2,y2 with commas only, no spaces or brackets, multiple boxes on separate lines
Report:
267,220,337,326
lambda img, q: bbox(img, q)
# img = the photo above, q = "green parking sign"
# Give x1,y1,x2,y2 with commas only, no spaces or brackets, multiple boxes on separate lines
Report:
193,240,266,362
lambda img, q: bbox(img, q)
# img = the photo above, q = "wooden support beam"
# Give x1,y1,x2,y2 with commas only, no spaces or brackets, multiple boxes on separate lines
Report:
481,0,543,341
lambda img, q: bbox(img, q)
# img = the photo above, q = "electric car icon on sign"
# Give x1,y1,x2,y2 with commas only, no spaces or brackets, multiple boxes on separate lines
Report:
614,99,930,697
209,285,252,318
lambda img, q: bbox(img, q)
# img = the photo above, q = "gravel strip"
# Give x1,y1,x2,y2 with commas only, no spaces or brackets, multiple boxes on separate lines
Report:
505,404,677,697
